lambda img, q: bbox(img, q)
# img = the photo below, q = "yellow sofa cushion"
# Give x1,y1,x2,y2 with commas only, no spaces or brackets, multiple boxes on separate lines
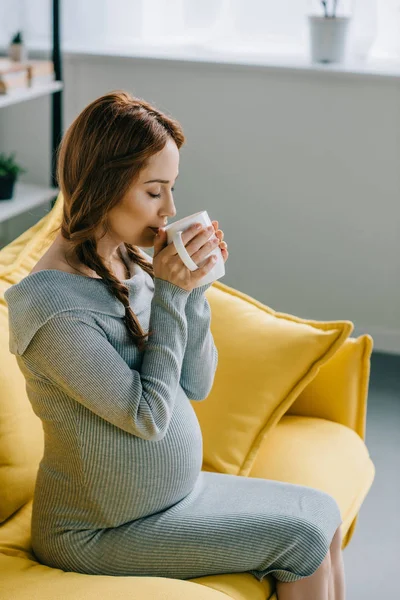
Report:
0,501,270,600
287,334,373,440
0,558,230,600
0,198,61,293
0,196,63,523
0,312,44,524
194,282,353,477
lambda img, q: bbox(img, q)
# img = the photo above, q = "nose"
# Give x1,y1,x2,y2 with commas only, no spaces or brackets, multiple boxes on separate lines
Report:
162,194,176,220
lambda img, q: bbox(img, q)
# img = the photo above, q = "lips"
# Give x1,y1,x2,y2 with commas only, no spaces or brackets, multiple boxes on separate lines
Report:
149,227,159,233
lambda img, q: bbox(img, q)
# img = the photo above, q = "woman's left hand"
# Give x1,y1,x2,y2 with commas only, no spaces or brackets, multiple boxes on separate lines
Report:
211,220,228,263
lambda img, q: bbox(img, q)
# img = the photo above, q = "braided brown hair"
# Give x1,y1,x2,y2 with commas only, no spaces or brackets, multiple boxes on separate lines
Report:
48,90,185,352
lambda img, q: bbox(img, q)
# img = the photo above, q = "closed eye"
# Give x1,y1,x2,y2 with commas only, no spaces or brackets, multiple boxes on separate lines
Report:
148,187,175,199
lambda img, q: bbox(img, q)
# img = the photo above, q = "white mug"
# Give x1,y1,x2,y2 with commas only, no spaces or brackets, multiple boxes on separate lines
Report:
164,211,225,288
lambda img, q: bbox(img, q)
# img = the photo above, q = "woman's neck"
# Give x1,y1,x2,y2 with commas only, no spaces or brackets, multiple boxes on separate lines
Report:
51,234,130,280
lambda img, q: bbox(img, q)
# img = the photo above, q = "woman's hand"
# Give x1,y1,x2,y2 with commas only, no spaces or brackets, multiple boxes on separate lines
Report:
211,220,229,263
153,223,222,293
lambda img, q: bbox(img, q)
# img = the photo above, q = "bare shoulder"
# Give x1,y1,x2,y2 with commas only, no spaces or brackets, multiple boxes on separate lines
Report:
29,246,68,275
29,257,80,276
29,243,94,277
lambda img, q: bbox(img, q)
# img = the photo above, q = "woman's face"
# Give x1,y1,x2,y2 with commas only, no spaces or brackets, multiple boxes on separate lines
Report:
107,137,179,248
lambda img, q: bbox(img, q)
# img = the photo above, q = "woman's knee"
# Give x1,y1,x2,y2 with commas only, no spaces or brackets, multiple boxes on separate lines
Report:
294,520,333,579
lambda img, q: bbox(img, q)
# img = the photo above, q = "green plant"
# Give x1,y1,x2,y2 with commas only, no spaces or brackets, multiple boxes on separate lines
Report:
11,31,23,44
321,0,339,17
0,152,26,178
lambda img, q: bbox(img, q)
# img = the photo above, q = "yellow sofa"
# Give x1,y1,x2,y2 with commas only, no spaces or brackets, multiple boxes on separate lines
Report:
0,193,375,600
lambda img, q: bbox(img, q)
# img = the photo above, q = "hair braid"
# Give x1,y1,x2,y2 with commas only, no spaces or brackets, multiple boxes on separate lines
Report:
53,89,185,349
63,233,156,352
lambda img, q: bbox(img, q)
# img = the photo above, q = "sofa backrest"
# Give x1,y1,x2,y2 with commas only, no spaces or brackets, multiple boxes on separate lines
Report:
0,195,63,523
0,303,44,523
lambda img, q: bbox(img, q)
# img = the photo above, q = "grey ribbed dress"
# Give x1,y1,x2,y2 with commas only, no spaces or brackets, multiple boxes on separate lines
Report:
4,248,342,583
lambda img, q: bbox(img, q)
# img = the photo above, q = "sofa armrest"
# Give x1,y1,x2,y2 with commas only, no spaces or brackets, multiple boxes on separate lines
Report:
286,335,373,441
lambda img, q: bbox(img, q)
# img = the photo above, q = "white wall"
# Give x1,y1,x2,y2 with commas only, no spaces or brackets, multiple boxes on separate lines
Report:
1,52,400,353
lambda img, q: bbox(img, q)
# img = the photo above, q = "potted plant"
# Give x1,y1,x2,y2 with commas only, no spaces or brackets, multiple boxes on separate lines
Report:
308,0,352,63
0,152,27,201
8,31,28,62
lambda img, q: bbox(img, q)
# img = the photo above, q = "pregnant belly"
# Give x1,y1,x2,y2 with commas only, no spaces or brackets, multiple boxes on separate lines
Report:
157,385,204,496
32,387,204,531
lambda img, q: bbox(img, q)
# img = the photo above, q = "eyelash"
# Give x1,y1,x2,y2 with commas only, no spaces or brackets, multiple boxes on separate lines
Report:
148,187,175,199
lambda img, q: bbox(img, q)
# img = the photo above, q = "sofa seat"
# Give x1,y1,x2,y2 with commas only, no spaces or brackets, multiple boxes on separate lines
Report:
0,415,375,600
247,416,375,545
193,414,375,598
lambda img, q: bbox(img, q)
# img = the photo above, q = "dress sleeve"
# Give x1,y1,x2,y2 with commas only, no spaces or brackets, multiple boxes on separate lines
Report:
138,248,218,400
179,283,218,401
23,278,190,441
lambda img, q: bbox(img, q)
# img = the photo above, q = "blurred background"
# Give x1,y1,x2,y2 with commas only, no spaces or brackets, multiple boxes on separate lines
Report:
0,2,399,597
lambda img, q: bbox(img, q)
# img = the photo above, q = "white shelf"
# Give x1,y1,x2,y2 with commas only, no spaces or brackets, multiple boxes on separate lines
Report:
0,80,63,109
0,182,58,223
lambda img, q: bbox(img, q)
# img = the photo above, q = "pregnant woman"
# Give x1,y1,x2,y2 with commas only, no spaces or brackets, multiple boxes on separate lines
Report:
5,91,345,600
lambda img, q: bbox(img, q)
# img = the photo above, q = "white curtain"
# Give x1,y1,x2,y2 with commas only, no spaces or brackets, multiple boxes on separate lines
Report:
0,0,398,60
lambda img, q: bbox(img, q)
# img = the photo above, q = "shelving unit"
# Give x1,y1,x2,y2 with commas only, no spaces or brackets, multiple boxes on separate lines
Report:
0,0,63,234
0,80,62,109
0,182,61,223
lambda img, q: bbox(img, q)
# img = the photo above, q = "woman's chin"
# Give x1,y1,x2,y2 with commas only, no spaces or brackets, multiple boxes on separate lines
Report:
139,234,156,248
128,229,156,248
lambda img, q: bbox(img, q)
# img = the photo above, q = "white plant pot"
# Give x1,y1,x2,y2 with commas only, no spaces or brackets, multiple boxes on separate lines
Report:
8,43,28,62
308,16,351,63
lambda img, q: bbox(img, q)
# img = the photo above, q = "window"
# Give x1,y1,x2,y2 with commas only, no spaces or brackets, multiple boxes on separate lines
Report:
0,0,399,61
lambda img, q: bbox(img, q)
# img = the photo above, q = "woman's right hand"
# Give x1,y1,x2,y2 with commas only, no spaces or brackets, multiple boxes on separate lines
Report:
153,223,219,293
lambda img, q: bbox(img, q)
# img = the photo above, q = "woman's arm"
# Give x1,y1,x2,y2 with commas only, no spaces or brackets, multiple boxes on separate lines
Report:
139,249,218,401
23,278,190,441
179,282,218,401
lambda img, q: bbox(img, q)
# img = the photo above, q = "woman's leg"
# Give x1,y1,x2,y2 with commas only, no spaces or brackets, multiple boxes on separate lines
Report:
275,524,345,600
275,550,331,600
329,525,346,600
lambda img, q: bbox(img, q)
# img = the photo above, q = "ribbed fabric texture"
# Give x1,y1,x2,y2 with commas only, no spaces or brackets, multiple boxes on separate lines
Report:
4,254,342,583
